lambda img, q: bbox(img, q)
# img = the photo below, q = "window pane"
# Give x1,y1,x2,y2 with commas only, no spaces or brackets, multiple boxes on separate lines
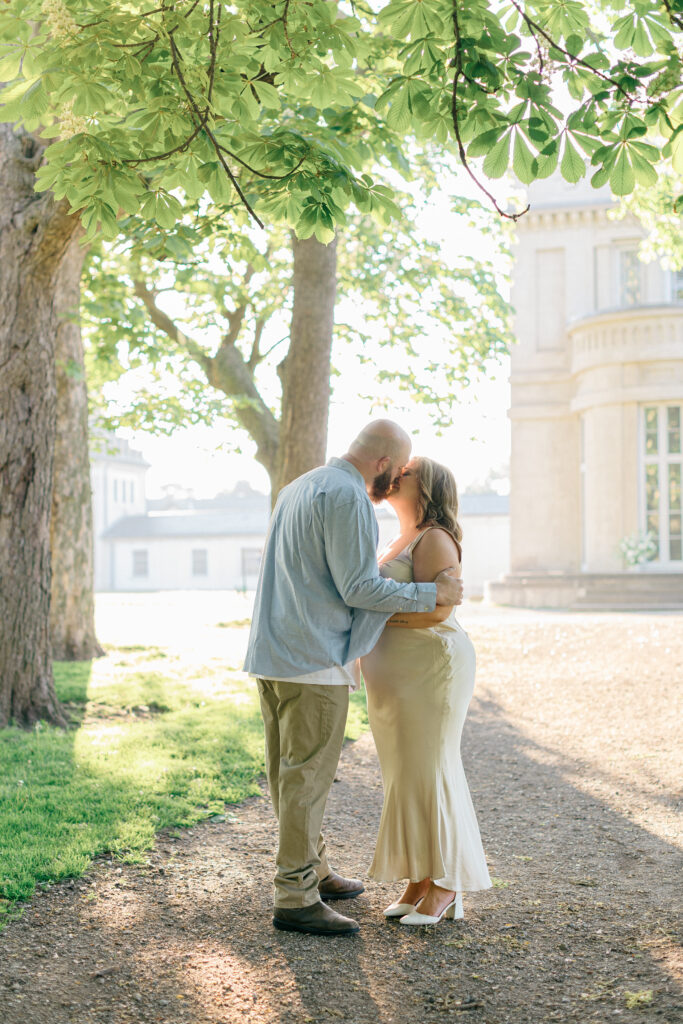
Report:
667,407,681,454
644,406,658,454
620,249,642,306
674,270,683,304
646,464,660,510
669,464,681,509
133,550,148,577
192,549,208,576
670,539,682,561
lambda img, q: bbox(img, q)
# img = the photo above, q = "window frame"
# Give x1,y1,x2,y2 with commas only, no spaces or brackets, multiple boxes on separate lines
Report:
639,403,683,568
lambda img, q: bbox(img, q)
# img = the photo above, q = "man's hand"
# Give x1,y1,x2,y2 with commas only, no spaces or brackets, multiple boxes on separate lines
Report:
435,568,464,606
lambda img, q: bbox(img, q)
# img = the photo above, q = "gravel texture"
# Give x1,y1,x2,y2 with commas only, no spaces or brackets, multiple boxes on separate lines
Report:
1,610,681,1024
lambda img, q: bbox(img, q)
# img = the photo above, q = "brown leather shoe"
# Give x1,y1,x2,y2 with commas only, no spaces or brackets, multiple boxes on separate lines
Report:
273,900,360,935
318,870,365,901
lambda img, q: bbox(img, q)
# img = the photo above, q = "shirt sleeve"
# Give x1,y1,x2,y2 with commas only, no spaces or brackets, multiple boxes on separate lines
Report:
323,492,437,613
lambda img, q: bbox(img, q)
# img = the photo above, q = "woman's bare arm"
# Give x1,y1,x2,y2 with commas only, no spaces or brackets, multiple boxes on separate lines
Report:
386,604,453,628
385,529,461,629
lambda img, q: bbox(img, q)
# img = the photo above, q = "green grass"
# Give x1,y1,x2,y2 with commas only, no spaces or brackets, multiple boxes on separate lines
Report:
0,643,368,920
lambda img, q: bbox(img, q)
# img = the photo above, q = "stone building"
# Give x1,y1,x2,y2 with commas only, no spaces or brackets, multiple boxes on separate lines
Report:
488,176,683,608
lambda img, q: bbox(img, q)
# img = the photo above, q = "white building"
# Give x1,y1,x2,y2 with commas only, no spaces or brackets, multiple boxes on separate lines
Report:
91,440,509,595
488,175,683,609
91,434,149,591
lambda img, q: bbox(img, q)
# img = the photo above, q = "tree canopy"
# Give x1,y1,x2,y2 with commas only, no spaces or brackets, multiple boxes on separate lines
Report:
1,0,682,244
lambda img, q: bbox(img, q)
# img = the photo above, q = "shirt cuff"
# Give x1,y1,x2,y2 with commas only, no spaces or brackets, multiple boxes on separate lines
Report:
414,582,437,612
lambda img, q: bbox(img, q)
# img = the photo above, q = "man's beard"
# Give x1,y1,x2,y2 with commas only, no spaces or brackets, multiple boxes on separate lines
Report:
369,466,395,503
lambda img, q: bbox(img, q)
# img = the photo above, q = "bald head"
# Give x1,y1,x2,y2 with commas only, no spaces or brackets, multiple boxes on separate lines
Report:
343,420,412,503
347,419,411,463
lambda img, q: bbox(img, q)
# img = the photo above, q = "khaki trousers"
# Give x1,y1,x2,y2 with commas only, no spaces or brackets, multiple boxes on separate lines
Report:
257,679,349,909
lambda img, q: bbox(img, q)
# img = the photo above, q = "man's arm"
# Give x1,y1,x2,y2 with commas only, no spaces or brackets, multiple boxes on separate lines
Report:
323,495,437,614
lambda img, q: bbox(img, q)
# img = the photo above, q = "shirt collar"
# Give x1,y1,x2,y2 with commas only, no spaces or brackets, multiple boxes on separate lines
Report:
327,456,366,490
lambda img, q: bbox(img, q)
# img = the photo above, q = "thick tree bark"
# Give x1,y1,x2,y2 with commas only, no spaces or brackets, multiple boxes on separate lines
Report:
275,234,337,497
50,233,103,661
0,124,79,728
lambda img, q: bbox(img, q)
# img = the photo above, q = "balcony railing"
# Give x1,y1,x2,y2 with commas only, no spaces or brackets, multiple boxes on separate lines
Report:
568,305,683,375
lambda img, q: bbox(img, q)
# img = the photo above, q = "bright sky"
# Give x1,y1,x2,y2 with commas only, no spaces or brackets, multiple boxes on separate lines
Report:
110,172,517,500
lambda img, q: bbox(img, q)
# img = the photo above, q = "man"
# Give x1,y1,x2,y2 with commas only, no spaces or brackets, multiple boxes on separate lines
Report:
244,420,464,935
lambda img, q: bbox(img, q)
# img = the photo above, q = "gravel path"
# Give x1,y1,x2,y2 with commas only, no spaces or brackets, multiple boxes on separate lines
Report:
1,611,681,1024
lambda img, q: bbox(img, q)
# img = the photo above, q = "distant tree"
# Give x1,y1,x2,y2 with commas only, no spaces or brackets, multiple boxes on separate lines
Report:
83,197,512,501
463,463,511,496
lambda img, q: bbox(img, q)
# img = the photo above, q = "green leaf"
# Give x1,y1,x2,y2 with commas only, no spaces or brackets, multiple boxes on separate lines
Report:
610,148,635,195
385,84,412,132
614,16,636,50
533,140,559,180
482,132,510,179
512,131,536,185
468,128,503,159
671,129,683,174
0,51,22,80
632,21,653,58
629,149,657,187
251,80,281,110
560,137,585,183
565,34,583,57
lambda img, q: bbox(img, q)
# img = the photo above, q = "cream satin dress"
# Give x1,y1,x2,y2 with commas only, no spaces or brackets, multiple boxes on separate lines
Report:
360,529,492,892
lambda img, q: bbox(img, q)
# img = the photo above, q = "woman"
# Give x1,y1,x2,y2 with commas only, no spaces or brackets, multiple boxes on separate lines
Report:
360,456,491,926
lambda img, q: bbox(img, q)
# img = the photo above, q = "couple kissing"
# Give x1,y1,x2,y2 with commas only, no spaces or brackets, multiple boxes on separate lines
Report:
244,420,491,935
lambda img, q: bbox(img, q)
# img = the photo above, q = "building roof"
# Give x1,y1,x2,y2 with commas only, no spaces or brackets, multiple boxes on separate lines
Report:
102,491,508,541
459,493,509,516
102,503,269,540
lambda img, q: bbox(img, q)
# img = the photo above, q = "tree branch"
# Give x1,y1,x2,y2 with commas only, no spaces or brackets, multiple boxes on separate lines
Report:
132,278,280,473
248,317,266,371
451,2,529,221
132,279,213,374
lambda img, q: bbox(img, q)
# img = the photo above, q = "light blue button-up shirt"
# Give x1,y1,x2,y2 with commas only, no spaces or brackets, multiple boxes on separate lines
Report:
243,457,437,679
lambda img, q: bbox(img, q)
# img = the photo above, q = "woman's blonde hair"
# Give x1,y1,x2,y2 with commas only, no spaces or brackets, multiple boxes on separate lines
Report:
414,457,463,558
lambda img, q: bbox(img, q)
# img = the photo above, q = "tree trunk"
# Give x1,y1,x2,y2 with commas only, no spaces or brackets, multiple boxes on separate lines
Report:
275,234,337,499
0,124,79,728
50,233,104,661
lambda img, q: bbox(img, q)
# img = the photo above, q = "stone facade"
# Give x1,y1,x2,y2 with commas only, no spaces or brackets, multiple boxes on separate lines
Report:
488,176,683,608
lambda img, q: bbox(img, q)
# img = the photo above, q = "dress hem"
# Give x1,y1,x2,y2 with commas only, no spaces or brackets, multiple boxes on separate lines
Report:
368,870,492,893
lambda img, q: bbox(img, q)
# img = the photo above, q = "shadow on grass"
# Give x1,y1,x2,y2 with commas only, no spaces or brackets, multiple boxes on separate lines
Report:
0,656,266,910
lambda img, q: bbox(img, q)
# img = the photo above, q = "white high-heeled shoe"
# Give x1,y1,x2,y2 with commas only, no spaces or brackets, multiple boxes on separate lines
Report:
383,898,422,918
399,892,464,926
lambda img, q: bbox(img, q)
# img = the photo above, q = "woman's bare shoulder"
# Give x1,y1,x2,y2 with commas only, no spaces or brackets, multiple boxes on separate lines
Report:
412,527,461,577
414,527,459,555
